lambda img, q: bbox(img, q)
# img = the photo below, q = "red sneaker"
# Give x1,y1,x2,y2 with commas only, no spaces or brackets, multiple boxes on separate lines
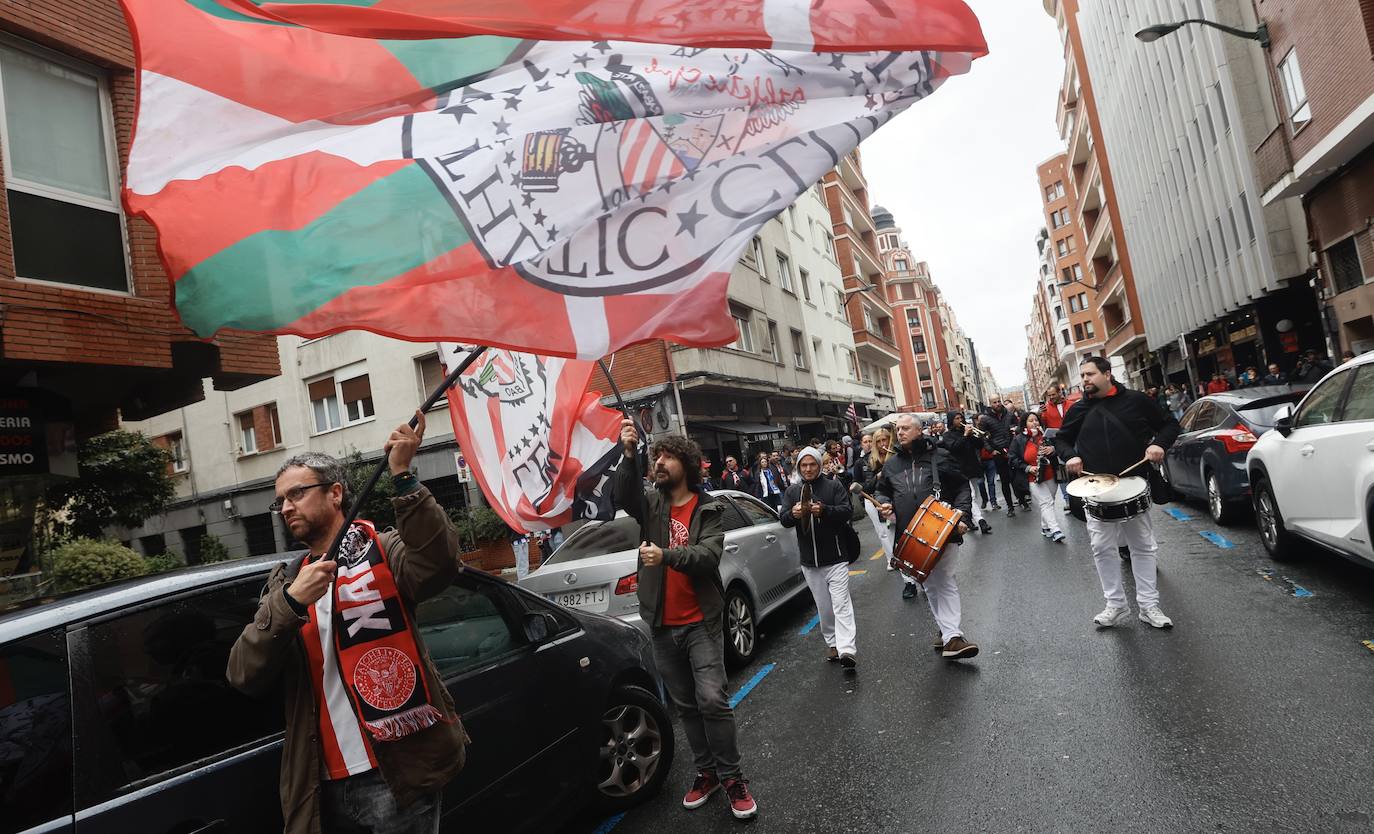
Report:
682,770,720,809
722,777,758,819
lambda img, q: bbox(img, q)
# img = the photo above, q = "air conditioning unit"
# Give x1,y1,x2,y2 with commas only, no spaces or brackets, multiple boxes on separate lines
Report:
222,498,238,518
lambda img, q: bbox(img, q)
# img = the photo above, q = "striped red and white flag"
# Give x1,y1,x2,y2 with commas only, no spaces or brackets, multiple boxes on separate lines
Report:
846,402,860,432
437,344,624,532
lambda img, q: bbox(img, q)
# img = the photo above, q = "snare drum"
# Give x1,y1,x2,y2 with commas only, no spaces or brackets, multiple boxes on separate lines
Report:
1083,476,1150,522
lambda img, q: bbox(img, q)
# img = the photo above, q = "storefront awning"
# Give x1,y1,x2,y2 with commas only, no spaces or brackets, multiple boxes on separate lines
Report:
689,421,788,437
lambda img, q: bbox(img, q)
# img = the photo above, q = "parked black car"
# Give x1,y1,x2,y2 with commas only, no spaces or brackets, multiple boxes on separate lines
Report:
0,555,672,834
1164,385,1308,525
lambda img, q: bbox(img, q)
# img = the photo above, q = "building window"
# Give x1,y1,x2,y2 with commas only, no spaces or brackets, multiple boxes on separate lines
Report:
799,267,812,301
1278,49,1311,127
416,353,449,406
750,237,768,279
812,337,824,371
1326,236,1368,295
308,369,373,434
236,403,283,453
790,329,807,369
730,303,755,352
776,251,795,293
824,232,836,260
767,320,781,362
1061,329,1071,347
894,257,909,272
846,349,859,379
159,431,188,474
787,204,798,232
243,513,278,557
912,335,926,355
1238,192,1256,242
0,42,128,292
833,287,846,315
237,411,257,454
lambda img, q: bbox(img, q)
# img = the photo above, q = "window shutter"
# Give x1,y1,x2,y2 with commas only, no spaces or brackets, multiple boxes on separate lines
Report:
308,377,335,401
340,374,372,403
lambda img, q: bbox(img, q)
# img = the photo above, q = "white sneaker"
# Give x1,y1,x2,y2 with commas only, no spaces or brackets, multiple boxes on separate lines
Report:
885,559,896,571
1093,605,1131,627
1138,605,1173,629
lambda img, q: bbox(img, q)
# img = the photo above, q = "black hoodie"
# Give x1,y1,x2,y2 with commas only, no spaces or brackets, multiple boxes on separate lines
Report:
940,411,984,479
1053,384,1181,476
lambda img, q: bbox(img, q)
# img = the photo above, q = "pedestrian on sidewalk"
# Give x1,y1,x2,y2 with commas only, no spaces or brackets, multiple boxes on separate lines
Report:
613,420,758,820
875,414,979,660
1010,412,1064,543
227,417,469,834
781,446,860,670
1055,357,1182,630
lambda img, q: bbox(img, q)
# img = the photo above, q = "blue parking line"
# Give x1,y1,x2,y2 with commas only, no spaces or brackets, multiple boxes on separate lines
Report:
1199,530,1235,549
1164,508,1193,521
591,813,625,834
1292,585,1314,598
728,662,776,709
799,614,820,636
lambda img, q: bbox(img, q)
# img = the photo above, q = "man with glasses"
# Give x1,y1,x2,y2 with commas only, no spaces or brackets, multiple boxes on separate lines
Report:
228,413,468,834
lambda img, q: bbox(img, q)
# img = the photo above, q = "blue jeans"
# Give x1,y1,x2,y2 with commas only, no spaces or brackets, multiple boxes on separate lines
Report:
321,770,441,834
981,459,998,506
651,622,743,780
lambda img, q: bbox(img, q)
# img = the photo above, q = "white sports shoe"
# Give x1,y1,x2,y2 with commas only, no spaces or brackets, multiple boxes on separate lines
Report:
1093,605,1132,627
1138,605,1174,629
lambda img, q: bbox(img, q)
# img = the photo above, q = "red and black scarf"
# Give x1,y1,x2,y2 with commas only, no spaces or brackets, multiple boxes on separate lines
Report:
310,521,447,742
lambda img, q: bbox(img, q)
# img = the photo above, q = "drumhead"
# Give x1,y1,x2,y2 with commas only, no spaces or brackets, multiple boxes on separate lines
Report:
1066,473,1119,498
1092,476,1148,503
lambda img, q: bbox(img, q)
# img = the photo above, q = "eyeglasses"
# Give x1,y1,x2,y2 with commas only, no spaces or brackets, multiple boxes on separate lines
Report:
269,482,332,513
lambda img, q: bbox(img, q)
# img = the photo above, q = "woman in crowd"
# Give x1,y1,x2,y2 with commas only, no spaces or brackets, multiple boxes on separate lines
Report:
857,427,896,570
1010,412,1064,543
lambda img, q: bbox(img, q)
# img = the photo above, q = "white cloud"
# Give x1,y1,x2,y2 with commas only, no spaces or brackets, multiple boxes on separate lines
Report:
864,0,1065,390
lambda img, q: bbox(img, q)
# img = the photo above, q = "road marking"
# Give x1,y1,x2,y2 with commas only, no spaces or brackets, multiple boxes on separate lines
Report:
1164,508,1193,521
591,813,625,834
799,614,820,635
1198,530,1235,548
1362,640,1374,654
849,569,867,576
869,549,886,560
1257,568,1314,597
729,662,776,709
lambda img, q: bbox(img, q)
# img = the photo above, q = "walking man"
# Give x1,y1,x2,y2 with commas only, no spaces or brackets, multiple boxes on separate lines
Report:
876,414,979,660
228,415,469,834
1056,357,1181,629
781,446,859,669
720,455,755,494
614,420,759,819
941,411,991,535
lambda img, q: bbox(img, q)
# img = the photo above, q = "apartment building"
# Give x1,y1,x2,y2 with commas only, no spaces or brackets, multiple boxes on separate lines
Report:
876,208,958,411
1038,153,1107,366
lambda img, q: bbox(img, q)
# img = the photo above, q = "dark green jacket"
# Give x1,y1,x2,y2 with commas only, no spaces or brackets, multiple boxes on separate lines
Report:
613,453,726,634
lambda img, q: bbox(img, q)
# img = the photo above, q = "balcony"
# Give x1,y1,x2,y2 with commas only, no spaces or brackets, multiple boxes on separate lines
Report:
1254,122,1294,198
836,184,876,238
1086,202,1113,263
839,152,868,192
1068,103,1092,166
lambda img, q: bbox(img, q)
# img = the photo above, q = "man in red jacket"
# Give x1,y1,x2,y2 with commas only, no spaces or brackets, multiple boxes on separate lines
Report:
1039,386,1068,430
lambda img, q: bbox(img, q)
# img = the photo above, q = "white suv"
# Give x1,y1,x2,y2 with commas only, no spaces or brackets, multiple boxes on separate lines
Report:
1247,352,1374,562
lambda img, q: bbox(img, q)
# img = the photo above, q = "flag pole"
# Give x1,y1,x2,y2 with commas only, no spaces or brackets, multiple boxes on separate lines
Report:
325,345,489,562
597,358,648,437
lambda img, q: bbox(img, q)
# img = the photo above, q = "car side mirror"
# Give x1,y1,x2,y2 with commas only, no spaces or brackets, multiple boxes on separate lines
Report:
523,611,558,643
1273,404,1294,437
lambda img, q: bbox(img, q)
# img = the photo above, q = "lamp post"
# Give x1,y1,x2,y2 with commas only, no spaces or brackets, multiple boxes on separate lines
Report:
1135,19,1269,48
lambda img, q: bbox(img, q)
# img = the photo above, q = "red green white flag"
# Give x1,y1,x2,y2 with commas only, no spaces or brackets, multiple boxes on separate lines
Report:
121,0,986,359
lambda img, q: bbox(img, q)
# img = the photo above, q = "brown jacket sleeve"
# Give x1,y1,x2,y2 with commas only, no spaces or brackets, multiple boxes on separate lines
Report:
227,562,306,698
383,484,463,606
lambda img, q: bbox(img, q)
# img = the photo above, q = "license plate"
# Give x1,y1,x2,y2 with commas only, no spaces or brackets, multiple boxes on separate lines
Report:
546,586,609,611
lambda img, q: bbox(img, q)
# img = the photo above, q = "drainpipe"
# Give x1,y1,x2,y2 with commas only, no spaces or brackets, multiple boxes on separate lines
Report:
663,341,687,437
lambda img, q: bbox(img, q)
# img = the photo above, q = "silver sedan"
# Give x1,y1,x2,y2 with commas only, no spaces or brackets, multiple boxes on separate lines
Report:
518,489,809,666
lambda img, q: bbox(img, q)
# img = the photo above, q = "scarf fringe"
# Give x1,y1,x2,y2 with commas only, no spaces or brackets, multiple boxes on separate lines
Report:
366,704,446,742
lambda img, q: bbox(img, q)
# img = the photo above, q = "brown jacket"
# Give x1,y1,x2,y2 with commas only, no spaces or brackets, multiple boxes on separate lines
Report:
227,486,470,834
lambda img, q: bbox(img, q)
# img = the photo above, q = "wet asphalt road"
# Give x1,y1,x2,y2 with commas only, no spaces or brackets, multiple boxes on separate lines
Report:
559,496,1374,834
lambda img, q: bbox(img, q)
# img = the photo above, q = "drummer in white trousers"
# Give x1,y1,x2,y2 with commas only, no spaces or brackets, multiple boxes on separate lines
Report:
1055,357,1182,629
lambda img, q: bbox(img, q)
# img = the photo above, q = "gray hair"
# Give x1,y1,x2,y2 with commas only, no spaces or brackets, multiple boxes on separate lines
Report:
277,452,352,505
894,413,918,428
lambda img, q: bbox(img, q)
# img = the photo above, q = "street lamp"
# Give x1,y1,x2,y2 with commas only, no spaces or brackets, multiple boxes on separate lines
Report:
1135,19,1269,49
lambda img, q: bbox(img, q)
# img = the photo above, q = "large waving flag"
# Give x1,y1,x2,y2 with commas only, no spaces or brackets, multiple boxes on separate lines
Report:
120,0,986,359
224,0,984,53
437,344,624,532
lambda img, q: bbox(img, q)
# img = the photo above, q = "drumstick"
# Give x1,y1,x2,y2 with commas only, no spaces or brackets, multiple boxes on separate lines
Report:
1118,456,1150,477
849,482,881,507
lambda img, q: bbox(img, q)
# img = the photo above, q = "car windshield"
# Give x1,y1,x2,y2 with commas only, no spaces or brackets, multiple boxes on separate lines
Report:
543,516,640,565
1237,393,1306,429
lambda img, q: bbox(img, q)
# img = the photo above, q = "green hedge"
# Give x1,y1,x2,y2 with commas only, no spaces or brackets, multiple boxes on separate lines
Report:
448,505,509,546
52,539,148,592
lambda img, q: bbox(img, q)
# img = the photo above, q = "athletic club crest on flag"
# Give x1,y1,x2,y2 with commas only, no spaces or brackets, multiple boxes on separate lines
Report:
437,344,624,532
118,0,986,360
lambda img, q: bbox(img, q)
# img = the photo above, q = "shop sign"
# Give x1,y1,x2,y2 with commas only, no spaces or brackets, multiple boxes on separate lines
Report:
0,391,76,478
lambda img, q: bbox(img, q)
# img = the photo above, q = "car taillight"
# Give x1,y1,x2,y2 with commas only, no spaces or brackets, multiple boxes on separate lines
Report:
1218,423,1258,454
615,572,638,595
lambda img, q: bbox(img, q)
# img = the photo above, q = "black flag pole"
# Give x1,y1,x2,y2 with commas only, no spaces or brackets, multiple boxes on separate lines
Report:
597,358,648,439
324,345,488,563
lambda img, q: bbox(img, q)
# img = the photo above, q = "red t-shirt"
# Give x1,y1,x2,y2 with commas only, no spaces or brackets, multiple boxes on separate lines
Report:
660,494,703,626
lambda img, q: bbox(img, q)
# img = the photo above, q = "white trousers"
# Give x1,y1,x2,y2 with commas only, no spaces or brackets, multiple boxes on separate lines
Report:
864,501,893,558
965,479,985,525
1029,479,1061,535
922,545,963,643
802,563,857,655
1085,510,1159,608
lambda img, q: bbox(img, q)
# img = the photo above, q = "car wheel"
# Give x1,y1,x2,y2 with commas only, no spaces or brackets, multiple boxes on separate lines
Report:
723,586,757,668
1206,471,1237,526
1253,478,1294,561
594,685,674,812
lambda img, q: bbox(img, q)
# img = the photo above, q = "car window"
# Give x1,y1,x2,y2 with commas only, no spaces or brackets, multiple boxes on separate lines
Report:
1293,370,1352,428
0,630,71,834
543,516,638,565
716,500,751,532
415,581,526,678
1191,402,1220,430
1178,402,1205,432
1342,365,1374,422
81,580,283,799
732,495,780,526
1236,394,1306,430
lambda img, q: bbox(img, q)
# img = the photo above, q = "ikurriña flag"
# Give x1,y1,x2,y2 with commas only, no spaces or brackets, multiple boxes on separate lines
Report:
437,344,624,532
119,0,985,359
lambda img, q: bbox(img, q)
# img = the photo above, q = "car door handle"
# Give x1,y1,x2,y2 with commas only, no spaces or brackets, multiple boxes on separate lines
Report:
724,544,739,553
1300,445,1315,457
764,534,777,543
1367,439,1374,452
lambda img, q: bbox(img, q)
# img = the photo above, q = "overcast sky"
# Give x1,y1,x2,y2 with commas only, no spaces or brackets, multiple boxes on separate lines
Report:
864,0,1066,390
